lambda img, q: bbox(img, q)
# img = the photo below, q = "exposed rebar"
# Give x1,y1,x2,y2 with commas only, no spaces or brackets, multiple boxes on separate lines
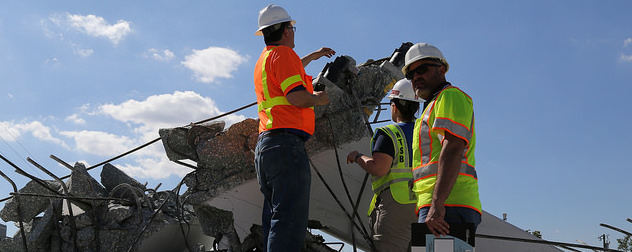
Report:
27,157,79,251
9,192,132,202
0,155,29,252
110,183,150,223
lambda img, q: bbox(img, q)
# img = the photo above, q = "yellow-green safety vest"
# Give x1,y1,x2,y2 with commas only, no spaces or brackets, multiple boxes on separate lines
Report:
412,86,481,214
368,124,416,215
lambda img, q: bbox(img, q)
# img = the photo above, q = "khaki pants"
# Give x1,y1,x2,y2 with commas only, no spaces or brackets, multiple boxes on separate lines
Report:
370,188,417,252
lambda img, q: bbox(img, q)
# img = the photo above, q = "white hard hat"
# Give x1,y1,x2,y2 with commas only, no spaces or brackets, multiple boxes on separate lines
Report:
402,43,449,75
387,79,423,102
255,4,296,36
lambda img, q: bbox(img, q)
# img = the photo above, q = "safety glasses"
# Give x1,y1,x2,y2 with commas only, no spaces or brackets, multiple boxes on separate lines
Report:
405,63,441,80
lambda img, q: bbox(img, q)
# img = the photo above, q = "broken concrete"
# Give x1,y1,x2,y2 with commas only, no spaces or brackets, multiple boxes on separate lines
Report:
101,163,147,204
180,118,259,207
193,203,241,251
0,47,405,251
152,54,401,251
0,162,204,252
0,179,62,222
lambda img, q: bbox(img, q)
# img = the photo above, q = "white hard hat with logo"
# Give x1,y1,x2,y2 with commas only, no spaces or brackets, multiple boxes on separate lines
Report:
255,4,296,36
401,43,449,75
387,79,424,103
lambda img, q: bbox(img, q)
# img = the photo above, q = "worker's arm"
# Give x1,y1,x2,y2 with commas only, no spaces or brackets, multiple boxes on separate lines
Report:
286,89,329,108
301,47,336,68
346,151,392,177
425,131,466,237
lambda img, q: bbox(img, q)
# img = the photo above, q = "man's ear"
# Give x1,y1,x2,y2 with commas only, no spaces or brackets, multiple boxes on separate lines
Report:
439,65,447,75
281,28,289,38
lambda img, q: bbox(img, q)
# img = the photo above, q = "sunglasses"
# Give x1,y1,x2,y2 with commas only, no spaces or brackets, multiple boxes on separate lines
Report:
405,63,442,80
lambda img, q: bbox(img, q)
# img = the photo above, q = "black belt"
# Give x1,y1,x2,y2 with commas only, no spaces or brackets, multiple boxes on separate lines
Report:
259,128,309,142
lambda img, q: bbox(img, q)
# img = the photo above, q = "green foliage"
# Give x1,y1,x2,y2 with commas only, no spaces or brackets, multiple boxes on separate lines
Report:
618,235,632,252
525,229,542,239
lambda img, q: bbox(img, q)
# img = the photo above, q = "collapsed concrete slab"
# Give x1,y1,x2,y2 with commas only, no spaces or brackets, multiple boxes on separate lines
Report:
0,162,206,252
0,179,62,223
193,203,241,251
155,54,403,251
0,45,406,251
180,118,259,207
101,163,147,204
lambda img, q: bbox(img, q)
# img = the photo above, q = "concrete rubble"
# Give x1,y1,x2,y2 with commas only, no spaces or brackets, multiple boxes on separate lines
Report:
0,162,198,251
0,43,409,252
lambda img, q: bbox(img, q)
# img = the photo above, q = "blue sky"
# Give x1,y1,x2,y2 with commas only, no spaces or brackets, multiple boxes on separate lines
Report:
1,0,631,250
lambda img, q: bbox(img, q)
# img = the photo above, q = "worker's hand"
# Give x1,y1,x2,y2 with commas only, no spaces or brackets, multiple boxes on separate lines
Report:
346,151,360,164
425,204,450,237
312,47,336,60
313,90,329,106
301,47,336,67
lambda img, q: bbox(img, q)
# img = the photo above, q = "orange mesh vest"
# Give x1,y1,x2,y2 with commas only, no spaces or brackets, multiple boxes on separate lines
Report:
254,45,315,134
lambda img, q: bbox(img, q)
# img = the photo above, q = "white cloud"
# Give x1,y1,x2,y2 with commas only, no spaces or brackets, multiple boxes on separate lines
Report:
64,13,132,45
7,93,14,99
88,91,246,179
98,91,245,139
181,47,248,83
3,91,247,181
117,156,191,179
620,53,632,63
65,114,86,125
45,57,60,67
0,120,69,149
0,121,22,142
619,38,632,63
74,47,94,57
145,48,175,62
59,130,135,156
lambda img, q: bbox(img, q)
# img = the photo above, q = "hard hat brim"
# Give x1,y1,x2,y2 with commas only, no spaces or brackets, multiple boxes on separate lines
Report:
387,94,425,103
254,20,296,36
401,55,450,75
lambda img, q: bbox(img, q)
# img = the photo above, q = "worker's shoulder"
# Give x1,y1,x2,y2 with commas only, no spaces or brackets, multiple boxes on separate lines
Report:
268,46,300,62
269,45,296,55
440,85,472,100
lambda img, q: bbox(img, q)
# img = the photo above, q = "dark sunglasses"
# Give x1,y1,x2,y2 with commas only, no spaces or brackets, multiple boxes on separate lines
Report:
405,63,442,80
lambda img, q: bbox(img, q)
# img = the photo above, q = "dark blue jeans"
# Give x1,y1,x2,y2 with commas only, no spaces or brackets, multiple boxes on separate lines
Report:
418,206,482,229
255,131,311,252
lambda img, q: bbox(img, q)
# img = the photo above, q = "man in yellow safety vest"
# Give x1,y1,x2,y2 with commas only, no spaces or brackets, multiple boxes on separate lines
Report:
402,43,482,238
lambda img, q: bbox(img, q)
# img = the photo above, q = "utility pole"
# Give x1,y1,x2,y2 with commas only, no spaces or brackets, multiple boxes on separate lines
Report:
599,234,610,249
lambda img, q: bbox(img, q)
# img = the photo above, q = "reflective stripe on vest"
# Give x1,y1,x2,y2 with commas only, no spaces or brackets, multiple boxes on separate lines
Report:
412,86,481,214
256,46,315,133
367,124,416,215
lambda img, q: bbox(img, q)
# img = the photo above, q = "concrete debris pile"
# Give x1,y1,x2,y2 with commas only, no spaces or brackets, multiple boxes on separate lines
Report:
160,53,404,218
157,53,405,250
0,44,407,252
0,162,198,251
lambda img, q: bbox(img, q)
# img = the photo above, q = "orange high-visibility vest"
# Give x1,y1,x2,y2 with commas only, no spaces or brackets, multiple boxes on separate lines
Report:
254,45,315,134
412,85,481,214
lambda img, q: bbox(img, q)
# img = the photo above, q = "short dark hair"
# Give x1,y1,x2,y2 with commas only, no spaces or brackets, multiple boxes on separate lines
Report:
391,98,420,122
264,21,290,45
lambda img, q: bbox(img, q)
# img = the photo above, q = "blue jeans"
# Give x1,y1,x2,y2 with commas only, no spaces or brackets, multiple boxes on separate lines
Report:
418,206,481,230
255,131,311,252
